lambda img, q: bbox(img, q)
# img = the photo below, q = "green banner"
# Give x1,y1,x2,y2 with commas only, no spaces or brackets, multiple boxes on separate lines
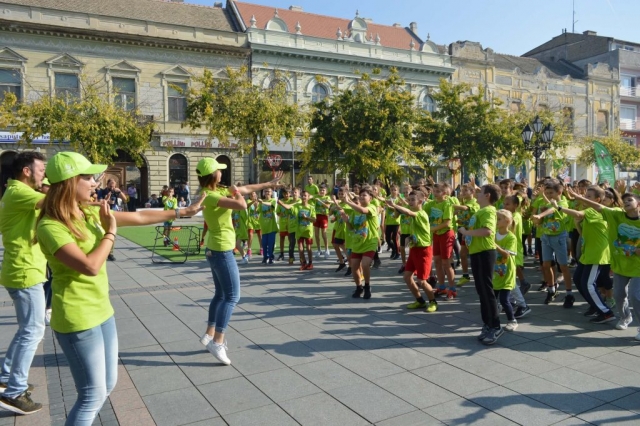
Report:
593,140,616,184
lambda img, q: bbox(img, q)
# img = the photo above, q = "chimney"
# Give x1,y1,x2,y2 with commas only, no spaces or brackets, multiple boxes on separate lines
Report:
289,5,303,12
409,22,417,33
583,30,597,36
363,17,373,23
392,23,402,27
213,2,223,6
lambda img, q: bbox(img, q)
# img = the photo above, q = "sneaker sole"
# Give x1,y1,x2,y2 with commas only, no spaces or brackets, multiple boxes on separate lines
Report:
206,348,231,365
0,399,42,415
592,317,617,324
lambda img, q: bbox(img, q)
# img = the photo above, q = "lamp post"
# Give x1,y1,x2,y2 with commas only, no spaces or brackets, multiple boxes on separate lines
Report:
521,115,555,183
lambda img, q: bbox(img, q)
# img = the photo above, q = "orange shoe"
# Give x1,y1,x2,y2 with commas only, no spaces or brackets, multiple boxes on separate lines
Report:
446,289,457,300
305,264,314,271
299,263,307,271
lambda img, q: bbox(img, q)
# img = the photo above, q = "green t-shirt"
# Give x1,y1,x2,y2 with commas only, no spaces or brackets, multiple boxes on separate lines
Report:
286,199,301,233
425,199,454,235
601,207,640,276
0,179,47,289
314,195,331,216
378,187,387,197
399,211,412,235
409,210,431,248
540,198,568,236
384,199,401,225
457,198,479,228
36,207,113,333
579,208,610,265
258,199,278,234
232,209,249,241
343,205,354,248
493,232,517,290
202,189,235,252
495,196,505,211
349,204,379,253
305,184,319,196
248,202,260,230
466,206,497,255
513,211,524,267
532,196,546,238
294,203,316,238
277,199,289,229
163,196,177,224
333,202,349,240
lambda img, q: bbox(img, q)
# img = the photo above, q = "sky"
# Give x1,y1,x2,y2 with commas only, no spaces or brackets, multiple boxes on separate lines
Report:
189,0,638,55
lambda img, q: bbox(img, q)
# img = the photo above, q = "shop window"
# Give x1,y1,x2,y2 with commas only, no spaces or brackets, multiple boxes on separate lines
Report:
168,154,188,188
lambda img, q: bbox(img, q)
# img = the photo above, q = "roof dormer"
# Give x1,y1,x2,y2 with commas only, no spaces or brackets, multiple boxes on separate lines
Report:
348,10,368,43
265,8,289,32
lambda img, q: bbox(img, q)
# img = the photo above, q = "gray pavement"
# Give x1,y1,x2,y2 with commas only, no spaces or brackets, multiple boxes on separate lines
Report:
1,233,640,425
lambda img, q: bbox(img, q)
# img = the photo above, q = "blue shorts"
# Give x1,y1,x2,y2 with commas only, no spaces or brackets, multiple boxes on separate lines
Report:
541,232,568,265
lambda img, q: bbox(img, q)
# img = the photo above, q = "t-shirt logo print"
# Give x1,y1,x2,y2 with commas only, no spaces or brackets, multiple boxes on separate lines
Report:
494,253,508,277
352,214,369,239
298,208,312,226
430,208,443,226
261,203,274,219
614,223,640,257
465,216,476,247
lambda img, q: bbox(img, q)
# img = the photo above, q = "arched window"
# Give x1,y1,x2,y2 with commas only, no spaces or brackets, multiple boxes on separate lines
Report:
422,95,436,113
168,154,188,189
312,84,328,103
216,155,232,186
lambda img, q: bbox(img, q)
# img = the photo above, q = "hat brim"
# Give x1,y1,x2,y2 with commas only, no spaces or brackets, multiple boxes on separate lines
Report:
83,164,108,176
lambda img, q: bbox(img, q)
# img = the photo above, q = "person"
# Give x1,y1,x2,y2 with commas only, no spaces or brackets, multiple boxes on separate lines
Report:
276,188,291,261
383,185,401,261
178,182,191,207
397,184,412,274
126,182,137,212
453,183,479,286
503,195,532,319
313,185,332,259
532,181,574,306
231,203,249,264
178,197,187,208
425,183,457,298
147,194,160,208
386,191,438,312
159,185,169,207
197,158,281,364
556,186,616,324
162,188,178,247
493,210,519,332
459,184,501,345
39,178,54,326
331,188,348,271
279,190,316,270
305,176,319,196
257,188,278,264
99,179,126,212
284,188,301,264
34,152,202,425
246,192,262,260
0,152,47,415
496,179,513,210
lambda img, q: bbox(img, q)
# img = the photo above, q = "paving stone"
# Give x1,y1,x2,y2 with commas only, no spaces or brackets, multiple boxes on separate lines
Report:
227,347,287,376
143,387,219,426
412,362,496,397
332,351,406,380
374,372,458,409
129,364,192,396
326,381,415,423
447,355,531,385
577,404,640,425
198,377,272,415
223,404,299,426
376,410,445,426
539,367,637,402
424,398,518,426
246,368,321,402
610,390,640,414
280,392,369,426
292,359,368,391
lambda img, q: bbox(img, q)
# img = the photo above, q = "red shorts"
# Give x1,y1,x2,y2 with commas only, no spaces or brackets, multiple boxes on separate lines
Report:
248,229,262,236
279,231,289,237
433,230,455,259
405,246,433,280
314,214,328,229
351,251,376,259
298,237,313,245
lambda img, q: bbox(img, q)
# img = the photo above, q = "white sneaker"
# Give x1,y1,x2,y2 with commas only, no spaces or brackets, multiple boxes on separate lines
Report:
200,333,213,346
616,315,633,330
316,250,323,258
207,340,231,365
45,309,52,326
323,252,329,260
505,320,518,332
241,256,249,264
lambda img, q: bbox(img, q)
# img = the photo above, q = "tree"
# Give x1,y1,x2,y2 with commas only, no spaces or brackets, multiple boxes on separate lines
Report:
302,68,422,181
1,78,154,165
183,66,307,183
578,129,640,170
415,79,522,177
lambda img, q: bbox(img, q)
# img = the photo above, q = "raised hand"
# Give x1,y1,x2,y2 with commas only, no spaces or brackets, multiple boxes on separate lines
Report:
99,200,117,235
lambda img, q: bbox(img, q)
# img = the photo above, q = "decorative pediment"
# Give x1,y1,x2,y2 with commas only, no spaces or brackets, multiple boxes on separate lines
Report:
45,53,84,69
265,9,288,32
348,12,368,43
105,60,141,74
534,66,549,79
161,65,192,79
0,47,26,65
420,40,438,54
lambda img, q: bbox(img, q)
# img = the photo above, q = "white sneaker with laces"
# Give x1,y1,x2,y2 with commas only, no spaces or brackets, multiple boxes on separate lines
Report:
207,340,231,365
200,333,213,346
44,309,52,326
616,315,633,330
505,320,518,331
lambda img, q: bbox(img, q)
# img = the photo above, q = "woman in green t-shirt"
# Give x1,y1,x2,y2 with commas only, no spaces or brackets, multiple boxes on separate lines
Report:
196,159,281,365
35,152,202,426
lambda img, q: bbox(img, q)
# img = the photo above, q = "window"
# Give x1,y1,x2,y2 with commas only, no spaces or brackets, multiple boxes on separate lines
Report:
0,69,21,102
113,77,136,111
563,107,574,132
596,111,609,135
509,101,520,113
168,82,187,121
311,84,327,103
620,106,636,130
168,154,188,187
55,73,79,101
422,95,436,113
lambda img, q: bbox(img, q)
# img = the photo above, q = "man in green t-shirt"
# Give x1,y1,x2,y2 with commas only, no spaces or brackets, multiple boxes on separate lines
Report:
459,184,502,345
0,152,47,414
304,176,319,196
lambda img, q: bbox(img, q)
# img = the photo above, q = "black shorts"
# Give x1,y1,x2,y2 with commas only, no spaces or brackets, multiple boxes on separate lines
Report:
400,234,410,247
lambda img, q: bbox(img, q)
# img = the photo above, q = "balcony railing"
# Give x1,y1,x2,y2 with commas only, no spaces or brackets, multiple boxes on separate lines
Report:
621,86,638,97
620,119,638,130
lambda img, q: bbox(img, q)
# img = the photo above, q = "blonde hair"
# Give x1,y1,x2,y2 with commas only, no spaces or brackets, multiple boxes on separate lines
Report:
496,209,515,232
36,176,89,241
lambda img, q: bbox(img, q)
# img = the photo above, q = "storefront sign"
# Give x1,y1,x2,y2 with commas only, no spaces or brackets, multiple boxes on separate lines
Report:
0,132,51,144
160,136,237,149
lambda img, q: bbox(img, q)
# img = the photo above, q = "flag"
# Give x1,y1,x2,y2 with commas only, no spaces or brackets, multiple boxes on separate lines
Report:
593,140,616,184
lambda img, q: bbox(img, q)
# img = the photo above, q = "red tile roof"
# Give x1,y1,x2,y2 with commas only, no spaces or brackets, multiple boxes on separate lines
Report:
233,1,422,51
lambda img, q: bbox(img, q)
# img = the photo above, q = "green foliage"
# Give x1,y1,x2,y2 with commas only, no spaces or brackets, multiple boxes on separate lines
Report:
303,68,421,181
183,66,307,181
578,129,640,169
0,79,153,165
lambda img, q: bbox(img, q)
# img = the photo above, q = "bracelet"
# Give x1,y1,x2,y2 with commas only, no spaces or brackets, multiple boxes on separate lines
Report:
102,236,115,243
104,232,116,238
557,206,563,211
175,208,181,219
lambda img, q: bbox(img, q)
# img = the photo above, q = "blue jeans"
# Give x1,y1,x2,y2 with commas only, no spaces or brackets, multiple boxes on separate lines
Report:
541,232,569,265
261,231,276,261
0,283,46,398
207,250,241,333
55,316,118,426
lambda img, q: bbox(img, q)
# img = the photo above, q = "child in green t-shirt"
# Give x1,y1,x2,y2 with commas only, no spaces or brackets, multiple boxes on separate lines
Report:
383,184,402,261
313,185,332,259
386,191,438,313
424,183,456,298
330,188,349,271
397,184,412,274
458,184,501,345
231,208,249,264
258,188,278,264
285,188,301,264
162,188,178,247
276,188,291,261
279,190,316,270
503,195,532,318
246,191,263,260
494,209,519,332
453,184,479,286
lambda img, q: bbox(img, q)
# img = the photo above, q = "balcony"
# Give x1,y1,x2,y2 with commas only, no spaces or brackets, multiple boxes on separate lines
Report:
621,119,639,131
621,86,638,97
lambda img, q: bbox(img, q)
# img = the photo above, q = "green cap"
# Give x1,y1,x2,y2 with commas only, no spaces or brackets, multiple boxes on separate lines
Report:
196,158,227,177
46,152,107,184
41,177,50,186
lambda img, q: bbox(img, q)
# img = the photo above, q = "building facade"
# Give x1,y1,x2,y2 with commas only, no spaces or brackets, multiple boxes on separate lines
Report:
0,0,250,200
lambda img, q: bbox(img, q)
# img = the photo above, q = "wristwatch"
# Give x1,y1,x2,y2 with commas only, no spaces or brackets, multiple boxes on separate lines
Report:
175,208,181,219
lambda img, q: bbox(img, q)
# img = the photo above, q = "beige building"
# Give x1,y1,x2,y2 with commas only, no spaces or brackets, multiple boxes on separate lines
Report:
449,40,619,184
0,0,249,201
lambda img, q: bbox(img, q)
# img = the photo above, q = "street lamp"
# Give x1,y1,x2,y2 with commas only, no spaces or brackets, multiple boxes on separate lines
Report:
521,115,554,182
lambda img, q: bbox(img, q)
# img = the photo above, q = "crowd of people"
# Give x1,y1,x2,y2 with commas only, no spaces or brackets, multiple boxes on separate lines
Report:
0,150,639,425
